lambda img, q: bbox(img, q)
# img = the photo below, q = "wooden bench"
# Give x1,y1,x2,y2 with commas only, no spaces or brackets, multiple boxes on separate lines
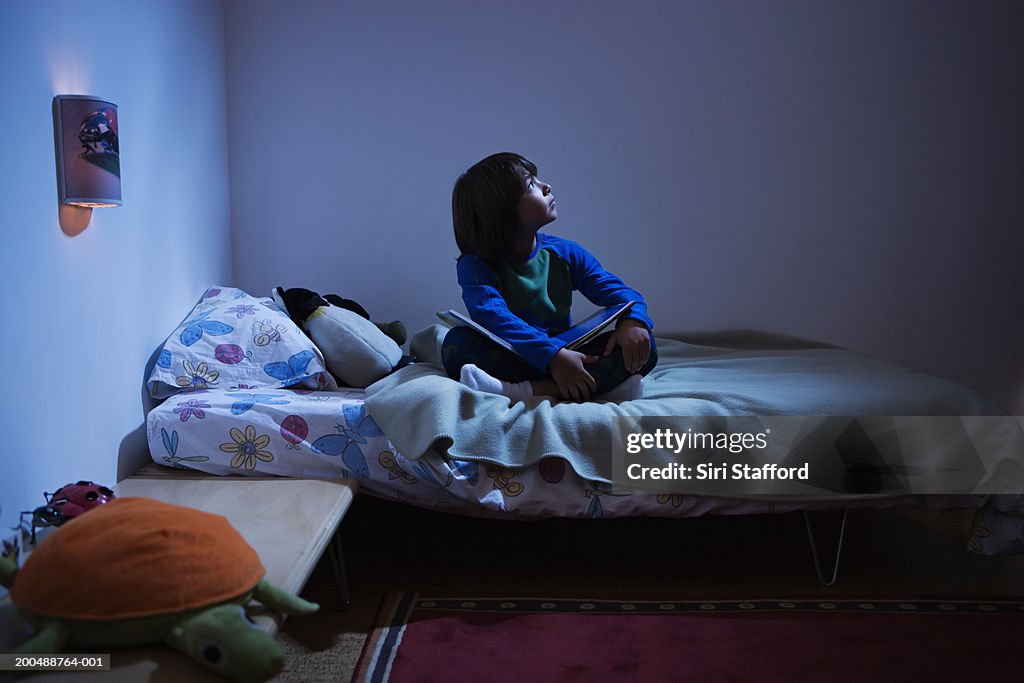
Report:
13,464,358,682
116,463,358,622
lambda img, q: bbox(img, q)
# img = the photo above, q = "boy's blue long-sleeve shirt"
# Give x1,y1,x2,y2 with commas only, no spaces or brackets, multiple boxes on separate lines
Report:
456,233,653,373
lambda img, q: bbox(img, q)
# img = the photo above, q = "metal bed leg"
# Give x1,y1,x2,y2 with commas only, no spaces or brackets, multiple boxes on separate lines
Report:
327,529,351,608
802,509,848,587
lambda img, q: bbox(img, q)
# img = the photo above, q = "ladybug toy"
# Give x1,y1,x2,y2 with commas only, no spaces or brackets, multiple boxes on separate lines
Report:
21,481,115,544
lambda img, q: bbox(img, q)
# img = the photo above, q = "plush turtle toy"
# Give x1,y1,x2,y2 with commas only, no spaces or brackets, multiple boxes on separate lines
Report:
0,497,318,683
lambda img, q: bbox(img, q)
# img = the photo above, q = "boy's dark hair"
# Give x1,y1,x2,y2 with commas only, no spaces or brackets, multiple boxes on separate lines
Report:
452,152,538,263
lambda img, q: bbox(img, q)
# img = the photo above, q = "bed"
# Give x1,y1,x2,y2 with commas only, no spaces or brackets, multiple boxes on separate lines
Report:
145,287,1024,569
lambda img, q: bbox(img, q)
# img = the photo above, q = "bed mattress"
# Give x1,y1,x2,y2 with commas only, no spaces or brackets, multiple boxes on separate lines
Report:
145,329,1024,554
144,386,1020,530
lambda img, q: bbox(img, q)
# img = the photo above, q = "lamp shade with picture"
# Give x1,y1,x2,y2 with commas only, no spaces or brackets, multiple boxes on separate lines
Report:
53,95,121,208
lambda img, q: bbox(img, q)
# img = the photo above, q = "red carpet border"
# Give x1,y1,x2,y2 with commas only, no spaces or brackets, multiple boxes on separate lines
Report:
352,592,1024,683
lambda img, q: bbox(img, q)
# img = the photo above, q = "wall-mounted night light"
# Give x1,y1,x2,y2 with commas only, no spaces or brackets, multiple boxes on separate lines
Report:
53,95,121,209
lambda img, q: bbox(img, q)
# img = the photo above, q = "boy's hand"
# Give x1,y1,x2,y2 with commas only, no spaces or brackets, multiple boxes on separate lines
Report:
549,348,599,401
603,318,651,374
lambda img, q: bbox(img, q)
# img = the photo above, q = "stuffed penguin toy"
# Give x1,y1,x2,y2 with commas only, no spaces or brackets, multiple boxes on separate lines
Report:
319,294,407,346
272,287,404,388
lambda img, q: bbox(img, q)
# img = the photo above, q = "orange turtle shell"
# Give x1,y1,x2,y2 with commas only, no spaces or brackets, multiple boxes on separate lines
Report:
11,497,266,620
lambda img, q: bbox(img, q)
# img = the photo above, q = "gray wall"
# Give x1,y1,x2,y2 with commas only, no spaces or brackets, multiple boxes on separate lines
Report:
225,0,1022,412
0,0,232,532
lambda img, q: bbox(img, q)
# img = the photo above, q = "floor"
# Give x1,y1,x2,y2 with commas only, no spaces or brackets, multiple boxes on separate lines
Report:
271,494,1024,681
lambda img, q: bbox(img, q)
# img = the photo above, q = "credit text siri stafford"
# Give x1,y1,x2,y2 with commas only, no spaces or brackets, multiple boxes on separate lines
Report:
626,462,809,481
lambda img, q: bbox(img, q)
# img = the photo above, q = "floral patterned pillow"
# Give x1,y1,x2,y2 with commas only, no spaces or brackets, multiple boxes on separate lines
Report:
147,286,337,399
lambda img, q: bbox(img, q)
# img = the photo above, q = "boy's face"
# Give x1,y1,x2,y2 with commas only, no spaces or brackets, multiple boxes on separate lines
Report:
517,172,557,232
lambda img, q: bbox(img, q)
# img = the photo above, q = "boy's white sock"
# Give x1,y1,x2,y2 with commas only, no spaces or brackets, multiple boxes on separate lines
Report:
596,374,643,403
460,364,533,403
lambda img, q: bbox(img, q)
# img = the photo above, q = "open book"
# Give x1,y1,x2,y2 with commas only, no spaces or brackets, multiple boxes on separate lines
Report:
437,301,636,356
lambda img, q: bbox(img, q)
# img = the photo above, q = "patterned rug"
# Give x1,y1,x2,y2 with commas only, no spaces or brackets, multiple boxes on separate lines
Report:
352,592,1024,682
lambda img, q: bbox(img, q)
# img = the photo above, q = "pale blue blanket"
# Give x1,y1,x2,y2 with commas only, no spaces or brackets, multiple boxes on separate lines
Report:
364,327,1014,492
